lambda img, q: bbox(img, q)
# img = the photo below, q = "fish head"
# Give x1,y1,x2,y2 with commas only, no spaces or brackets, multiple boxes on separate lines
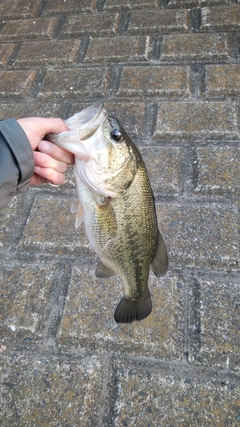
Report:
81,112,137,197
47,103,138,198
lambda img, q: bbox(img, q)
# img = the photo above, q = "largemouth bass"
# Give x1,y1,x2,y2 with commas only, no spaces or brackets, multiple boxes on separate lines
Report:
48,103,168,323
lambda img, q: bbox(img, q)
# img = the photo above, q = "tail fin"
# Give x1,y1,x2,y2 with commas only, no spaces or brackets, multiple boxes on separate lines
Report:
114,291,152,324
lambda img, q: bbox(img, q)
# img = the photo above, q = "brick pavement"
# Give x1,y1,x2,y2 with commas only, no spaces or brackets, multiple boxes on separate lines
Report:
0,0,239,426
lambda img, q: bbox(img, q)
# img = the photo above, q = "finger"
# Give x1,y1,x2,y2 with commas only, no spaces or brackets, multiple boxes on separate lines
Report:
18,118,70,151
30,173,47,186
40,117,70,135
38,140,74,165
33,151,68,173
34,166,66,185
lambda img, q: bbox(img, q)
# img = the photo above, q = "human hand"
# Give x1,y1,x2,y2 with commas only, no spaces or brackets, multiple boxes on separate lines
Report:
17,117,74,186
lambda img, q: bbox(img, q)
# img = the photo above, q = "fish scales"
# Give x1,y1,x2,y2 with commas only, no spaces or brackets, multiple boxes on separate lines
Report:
47,103,168,323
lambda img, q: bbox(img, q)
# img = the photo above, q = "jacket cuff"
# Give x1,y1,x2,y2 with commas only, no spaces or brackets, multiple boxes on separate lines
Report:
0,118,34,190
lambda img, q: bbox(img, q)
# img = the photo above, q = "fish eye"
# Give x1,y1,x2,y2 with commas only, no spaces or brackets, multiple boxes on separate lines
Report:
110,129,122,142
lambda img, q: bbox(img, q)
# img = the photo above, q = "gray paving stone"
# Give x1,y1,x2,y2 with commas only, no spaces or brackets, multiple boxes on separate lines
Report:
17,196,91,257
0,353,106,427
116,65,192,99
189,146,240,197
0,101,65,120
38,67,110,101
200,5,240,31
141,146,184,196
0,70,37,100
15,40,81,67
127,8,191,34
188,272,240,369
83,36,151,63
0,17,59,41
154,101,240,142
111,361,240,426
0,194,32,253
57,266,185,360
204,64,240,98
159,202,239,269
161,33,233,62
0,261,60,340
60,12,121,38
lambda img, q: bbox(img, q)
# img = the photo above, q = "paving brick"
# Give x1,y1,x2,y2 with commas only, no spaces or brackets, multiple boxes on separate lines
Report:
15,40,81,67
57,267,185,360
166,0,232,7
38,67,110,101
0,43,15,67
161,33,233,62
159,202,239,269
60,13,121,38
0,18,58,41
17,196,90,257
106,101,146,137
104,0,159,9
83,35,150,63
0,0,40,19
43,0,98,15
112,361,240,426
69,100,147,139
116,65,191,98
188,273,240,369
0,194,32,253
153,101,240,141
200,5,240,31
0,262,59,339
141,146,184,196
0,70,37,99
0,354,105,427
127,9,190,34
204,64,240,98
0,101,65,120
189,146,240,196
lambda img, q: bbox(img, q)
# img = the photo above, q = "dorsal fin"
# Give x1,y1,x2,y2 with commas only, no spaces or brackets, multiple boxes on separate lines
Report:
151,230,168,277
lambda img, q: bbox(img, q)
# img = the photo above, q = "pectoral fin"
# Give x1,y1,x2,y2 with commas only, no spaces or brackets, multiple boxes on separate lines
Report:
95,261,116,278
151,230,168,277
71,200,84,229
114,291,152,324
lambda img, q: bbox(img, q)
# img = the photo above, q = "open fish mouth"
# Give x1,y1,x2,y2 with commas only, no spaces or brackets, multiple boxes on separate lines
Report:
65,102,106,135
46,102,107,159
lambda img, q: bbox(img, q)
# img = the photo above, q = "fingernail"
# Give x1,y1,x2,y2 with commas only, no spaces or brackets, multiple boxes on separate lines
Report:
38,140,50,152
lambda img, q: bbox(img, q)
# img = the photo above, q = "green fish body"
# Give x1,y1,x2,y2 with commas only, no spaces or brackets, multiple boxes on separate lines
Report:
48,103,168,323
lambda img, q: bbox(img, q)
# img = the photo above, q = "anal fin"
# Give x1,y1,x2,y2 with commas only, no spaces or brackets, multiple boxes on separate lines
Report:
95,261,116,278
151,229,168,277
114,291,152,324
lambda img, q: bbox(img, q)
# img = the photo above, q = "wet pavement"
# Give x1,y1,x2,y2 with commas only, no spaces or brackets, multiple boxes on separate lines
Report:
0,0,239,426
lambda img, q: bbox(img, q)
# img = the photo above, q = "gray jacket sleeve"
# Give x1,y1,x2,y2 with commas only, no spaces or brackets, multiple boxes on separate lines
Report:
0,119,34,209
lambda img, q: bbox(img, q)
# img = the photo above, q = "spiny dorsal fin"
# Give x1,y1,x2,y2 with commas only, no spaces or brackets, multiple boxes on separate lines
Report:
151,229,168,277
95,261,116,278
114,291,152,324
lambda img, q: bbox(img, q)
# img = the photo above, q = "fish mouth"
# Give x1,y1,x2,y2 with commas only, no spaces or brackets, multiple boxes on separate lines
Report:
65,102,105,134
46,102,107,159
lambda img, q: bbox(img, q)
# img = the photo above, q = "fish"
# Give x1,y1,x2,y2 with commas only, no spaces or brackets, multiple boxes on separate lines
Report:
47,102,168,323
